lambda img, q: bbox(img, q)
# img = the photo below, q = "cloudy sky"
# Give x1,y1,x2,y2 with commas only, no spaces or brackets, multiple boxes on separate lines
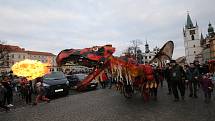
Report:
0,0,215,58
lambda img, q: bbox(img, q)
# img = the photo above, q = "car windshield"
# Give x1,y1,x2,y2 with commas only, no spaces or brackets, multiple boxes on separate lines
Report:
44,72,66,80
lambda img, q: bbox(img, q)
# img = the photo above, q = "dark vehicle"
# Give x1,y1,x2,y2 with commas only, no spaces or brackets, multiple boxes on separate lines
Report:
66,73,98,91
43,72,69,98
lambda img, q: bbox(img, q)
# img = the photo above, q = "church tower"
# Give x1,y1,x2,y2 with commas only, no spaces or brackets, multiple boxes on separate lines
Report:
145,40,150,53
183,13,202,64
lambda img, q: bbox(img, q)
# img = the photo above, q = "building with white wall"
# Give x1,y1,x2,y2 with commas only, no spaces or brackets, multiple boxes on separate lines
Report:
0,44,57,72
183,13,203,64
142,41,160,64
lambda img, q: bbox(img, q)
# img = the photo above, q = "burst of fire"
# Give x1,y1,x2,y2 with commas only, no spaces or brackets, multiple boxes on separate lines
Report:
11,59,50,80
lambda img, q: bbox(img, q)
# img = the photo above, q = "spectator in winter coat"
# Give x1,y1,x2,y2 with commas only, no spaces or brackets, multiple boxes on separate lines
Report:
0,82,9,111
33,77,50,105
164,64,172,95
170,60,186,102
1,76,13,107
200,74,214,103
22,78,33,104
189,63,200,98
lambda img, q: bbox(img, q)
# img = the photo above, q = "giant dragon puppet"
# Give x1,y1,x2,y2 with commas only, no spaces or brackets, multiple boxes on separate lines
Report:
56,41,174,100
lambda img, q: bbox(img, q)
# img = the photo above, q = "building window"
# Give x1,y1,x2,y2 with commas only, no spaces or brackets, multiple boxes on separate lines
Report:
149,56,151,59
11,54,14,58
18,55,21,59
194,51,196,54
145,56,147,59
193,45,195,48
191,35,195,40
23,56,25,59
190,30,195,34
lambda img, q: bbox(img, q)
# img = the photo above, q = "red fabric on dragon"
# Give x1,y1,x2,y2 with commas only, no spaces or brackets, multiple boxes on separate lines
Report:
56,45,156,100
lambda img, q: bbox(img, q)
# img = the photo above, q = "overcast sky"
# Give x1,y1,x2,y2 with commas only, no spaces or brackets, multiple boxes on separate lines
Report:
0,0,215,59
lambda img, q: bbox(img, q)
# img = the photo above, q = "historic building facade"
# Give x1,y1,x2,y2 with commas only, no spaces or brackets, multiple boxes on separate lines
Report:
183,13,215,64
0,44,57,72
210,36,215,60
183,13,203,64
208,23,215,60
142,41,160,64
201,22,215,62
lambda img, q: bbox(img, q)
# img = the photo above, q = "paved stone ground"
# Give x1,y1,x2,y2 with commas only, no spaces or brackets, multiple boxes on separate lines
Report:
0,89,80,112
0,84,215,121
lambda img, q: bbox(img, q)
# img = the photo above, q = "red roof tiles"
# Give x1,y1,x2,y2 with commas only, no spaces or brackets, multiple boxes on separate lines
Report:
0,44,55,56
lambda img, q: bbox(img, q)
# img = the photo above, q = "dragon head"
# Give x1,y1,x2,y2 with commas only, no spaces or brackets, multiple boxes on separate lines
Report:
56,45,115,68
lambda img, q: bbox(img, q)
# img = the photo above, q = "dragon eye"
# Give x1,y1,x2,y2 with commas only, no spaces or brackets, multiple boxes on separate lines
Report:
92,47,98,52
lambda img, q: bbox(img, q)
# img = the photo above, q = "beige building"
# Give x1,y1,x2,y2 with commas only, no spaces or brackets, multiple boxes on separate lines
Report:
0,44,57,72
201,22,215,63
210,36,215,60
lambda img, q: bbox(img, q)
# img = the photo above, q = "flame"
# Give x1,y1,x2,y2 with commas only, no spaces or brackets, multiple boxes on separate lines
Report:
11,59,50,80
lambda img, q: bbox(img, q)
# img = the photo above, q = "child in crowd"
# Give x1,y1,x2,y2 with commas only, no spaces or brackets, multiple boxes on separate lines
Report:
200,73,214,103
20,78,33,104
33,77,50,105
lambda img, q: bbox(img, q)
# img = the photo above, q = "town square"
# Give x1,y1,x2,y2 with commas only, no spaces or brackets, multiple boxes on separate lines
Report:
0,0,215,121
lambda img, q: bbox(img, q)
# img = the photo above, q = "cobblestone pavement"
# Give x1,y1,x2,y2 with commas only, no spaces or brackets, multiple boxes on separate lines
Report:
0,89,80,112
0,84,215,121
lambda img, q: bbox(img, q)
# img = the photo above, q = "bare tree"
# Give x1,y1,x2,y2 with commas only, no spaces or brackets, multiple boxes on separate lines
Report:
0,40,10,68
130,39,142,60
123,39,143,63
123,46,134,58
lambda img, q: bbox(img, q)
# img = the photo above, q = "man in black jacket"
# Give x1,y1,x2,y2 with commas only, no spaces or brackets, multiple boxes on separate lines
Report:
189,63,199,98
164,63,172,95
170,60,186,101
0,82,9,111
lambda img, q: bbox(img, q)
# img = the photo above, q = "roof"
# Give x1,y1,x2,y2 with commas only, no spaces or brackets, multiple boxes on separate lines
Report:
26,51,55,56
186,13,194,28
0,44,55,56
0,44,25,52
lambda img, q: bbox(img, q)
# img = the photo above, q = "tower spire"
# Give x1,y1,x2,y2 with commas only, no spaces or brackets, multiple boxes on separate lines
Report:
200,32,205,46
195,21,198,27
145,39,150,53
186,12,194,28
145,39,148,45
200,33,204,40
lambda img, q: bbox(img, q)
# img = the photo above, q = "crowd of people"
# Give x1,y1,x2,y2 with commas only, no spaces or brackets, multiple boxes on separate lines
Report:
158,60,214,102
90,60,215,103
0,74,50,112
1,60,215,112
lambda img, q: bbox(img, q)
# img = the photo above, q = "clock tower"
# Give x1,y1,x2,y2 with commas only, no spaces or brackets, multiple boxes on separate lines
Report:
183,13,202,64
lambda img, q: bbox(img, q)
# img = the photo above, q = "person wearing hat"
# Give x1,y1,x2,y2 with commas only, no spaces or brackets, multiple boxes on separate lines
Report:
170,60,186,101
